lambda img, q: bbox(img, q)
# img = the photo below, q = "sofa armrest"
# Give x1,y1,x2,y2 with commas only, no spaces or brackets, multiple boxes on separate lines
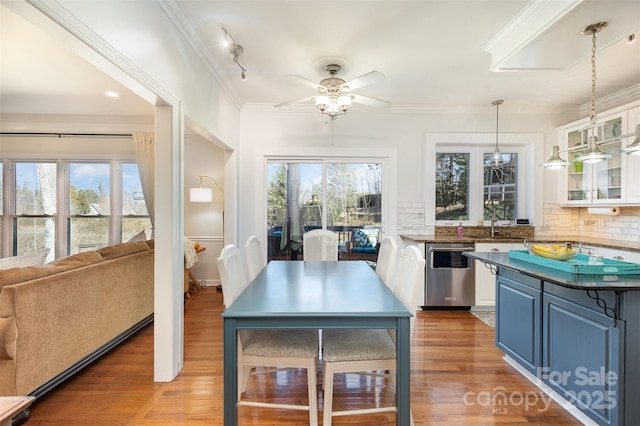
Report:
0,317,17,360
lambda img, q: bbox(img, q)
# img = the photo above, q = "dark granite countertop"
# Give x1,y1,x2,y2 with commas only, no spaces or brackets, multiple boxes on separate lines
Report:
400,234,640,253
464,251,640,290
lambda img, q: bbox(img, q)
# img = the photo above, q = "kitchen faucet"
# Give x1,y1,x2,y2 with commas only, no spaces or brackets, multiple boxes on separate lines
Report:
490,207,497,238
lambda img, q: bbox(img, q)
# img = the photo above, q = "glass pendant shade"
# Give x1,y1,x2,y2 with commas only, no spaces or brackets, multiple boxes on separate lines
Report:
621,124,640,155
491,148,503,166
315,95,330,111
574,136,611,164
541,145,570,169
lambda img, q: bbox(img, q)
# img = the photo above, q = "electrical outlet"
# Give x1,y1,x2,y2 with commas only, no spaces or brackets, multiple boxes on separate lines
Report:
560,218,572,227
598,220,605,229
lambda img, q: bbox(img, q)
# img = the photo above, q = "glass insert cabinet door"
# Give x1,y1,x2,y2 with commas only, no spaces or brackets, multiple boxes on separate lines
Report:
565,115,623,204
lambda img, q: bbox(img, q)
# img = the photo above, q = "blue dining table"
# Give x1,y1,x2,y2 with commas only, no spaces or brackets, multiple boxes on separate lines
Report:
222,260,413,425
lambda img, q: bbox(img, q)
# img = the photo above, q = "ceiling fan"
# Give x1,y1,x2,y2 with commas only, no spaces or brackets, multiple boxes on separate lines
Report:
274,64,391,119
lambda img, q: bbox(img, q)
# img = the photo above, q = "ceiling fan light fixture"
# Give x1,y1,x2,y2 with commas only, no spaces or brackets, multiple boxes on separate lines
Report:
338,95,351,107
315,95,330,111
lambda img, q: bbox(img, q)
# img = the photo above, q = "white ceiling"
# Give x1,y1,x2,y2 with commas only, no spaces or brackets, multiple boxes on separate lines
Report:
1,0,639,119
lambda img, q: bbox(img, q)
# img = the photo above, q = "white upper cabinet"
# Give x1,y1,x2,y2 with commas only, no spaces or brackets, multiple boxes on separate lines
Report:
624,106,640,204
557,101,640,206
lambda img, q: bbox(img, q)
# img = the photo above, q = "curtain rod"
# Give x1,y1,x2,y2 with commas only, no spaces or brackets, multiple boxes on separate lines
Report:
0,132,132,138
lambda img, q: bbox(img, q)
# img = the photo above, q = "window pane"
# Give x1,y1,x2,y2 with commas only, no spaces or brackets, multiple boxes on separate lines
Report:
70,163,110,215
122,163,148,215
326,163,382,228
266,162,322,260
15,162,57,215
435,153,469,220
15,217,55,259
483,153,517,220
69,217,109,254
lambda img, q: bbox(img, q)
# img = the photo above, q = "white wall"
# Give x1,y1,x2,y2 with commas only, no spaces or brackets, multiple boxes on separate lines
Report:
184,133,225,286
237,107,577,246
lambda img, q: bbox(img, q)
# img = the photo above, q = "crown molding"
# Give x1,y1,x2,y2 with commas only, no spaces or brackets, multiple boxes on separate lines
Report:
156,0,242,110
579,83,640,116
483,0,583,71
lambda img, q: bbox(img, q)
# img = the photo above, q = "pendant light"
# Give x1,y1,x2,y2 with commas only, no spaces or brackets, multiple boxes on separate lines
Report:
572,22,612,164
491,99,504,166
540,145,570,169
621,124,640,155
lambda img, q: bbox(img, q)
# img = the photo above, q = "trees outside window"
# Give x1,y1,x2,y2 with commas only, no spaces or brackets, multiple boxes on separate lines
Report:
435,153,469,221
14,162,57,258
435,147,520,225
4,160,149,259
267,160,383,261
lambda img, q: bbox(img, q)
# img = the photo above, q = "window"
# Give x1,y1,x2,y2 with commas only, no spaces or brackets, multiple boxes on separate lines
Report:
266,160,383,261
4,159,149,260
435,146,522,225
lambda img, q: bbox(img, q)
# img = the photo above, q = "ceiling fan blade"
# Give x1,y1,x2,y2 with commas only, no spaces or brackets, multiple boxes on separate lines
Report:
287,75,322,90
273,95,316,109
351,94,391,109
342,70,385,91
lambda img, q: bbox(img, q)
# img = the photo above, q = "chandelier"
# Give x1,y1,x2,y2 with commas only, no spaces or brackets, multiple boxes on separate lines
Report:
315,65,352,119
542,22,640,169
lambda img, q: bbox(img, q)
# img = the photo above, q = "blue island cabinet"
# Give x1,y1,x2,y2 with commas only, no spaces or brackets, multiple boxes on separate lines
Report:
494,266,640,426
542,286,621,425
496,269,542,375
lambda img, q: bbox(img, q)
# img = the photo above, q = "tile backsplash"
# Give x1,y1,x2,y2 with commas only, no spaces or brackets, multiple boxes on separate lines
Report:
397,201,640,245
536,203,640,245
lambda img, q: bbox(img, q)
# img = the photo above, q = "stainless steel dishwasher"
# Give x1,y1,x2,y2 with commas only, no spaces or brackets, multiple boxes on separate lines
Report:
423,242,475,309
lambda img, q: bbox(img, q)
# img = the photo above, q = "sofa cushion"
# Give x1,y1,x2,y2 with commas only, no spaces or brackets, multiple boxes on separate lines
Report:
97,241,150,261
0,248,50,271
48,251,104,269
0,252,104,289
354,228,378,248
127,230,148,243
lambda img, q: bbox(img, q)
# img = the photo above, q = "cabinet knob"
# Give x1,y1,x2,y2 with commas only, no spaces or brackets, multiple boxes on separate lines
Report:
490,248,500,252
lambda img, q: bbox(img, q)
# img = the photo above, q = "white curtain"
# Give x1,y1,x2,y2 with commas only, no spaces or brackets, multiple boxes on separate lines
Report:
133,132,155,236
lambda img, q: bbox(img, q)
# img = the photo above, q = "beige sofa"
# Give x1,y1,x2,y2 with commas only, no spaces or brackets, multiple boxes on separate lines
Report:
0,240,154,398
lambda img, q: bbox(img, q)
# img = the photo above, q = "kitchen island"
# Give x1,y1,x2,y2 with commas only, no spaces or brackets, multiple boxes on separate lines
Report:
465,251,640,426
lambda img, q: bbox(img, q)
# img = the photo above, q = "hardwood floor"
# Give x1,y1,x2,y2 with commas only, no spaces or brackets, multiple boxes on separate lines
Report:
25,287,580,425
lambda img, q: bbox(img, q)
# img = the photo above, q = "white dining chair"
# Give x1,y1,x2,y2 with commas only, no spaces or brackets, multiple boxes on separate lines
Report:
303,229,338,261
217,244,320,426
375,236,397,289
321,245,425,426
244,235,266,282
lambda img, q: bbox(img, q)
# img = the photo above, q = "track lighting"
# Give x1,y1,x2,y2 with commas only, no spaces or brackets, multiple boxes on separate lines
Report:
222,27,247,82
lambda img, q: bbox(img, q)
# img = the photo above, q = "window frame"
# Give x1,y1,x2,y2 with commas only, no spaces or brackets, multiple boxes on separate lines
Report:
426,133,543,228
258,146,396,260
1,156,148,259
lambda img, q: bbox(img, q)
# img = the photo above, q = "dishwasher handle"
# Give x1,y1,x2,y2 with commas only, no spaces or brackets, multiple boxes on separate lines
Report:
428,247,475,252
